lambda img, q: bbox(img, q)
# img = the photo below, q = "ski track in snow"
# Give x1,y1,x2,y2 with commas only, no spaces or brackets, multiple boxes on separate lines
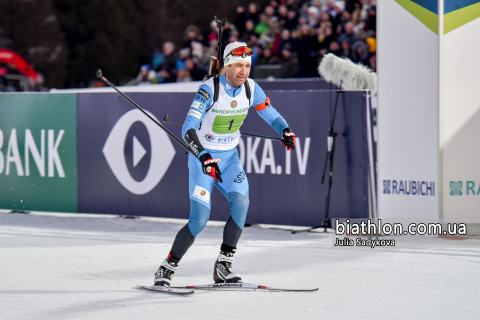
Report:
1,212,480,320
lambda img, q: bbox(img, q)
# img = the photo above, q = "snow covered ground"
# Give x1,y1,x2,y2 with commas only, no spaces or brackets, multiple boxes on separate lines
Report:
1,211,480,320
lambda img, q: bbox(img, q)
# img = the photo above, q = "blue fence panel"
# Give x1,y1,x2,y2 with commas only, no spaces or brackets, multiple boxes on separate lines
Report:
77,90,369,226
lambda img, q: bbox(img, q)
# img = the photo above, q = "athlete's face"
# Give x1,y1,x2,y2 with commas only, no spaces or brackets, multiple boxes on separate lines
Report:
225,61,251,87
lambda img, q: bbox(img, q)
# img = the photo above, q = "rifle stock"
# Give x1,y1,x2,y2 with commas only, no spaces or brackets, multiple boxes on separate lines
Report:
209,56,219,77
203,56,219,82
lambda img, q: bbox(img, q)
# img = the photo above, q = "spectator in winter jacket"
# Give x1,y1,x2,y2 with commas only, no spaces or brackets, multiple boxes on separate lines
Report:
242,19,258,43
280,44,299,78
265,5,275,19
176,47,190,73
257,47,279,65
269,0,279,14
337,22,357,45
328,40,342,57
364,5,376,34
295,24,320,77
255,13,270,36
277,5,289,28
351,40,370,65
156,41,177,83
247,3,260,25
319,11,333,26
185,58,207,81
183,25,201,51
336,10,353,36
233,5,247,37
277,29,295,57
345,0,361,14
339,39,352,60
318,24,335,54
286,0,299,11
284,10,299,31
208,20,219,42
307,6,320,28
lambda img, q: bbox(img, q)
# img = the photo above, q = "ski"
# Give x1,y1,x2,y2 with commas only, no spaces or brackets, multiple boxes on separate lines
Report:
172,283,318,292
136,285,194,295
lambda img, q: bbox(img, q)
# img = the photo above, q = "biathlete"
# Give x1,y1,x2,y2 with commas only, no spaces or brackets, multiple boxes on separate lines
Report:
154,41,296,287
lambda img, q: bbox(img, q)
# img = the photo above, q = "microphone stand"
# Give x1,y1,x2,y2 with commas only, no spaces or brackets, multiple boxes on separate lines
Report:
292,83,343,234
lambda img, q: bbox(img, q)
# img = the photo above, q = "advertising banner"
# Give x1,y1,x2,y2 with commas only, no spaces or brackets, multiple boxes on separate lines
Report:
377,1,480,227
441,3,480,224
0,93,77,212
377,0,439,220
77,90,371,226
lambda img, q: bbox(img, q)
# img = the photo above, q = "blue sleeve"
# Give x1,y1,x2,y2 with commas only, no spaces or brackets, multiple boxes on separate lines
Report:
182,84,213,158
251,82,267,106
251,82,289,136
181,84,213,138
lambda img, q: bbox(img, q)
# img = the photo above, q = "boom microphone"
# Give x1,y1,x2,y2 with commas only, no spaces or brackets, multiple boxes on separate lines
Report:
318,53,377,96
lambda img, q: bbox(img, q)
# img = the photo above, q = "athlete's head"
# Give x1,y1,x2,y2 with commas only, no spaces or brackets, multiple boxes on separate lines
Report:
223,41,252,87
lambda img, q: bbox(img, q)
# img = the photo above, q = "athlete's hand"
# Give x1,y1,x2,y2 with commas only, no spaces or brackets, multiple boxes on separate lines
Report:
281,128,296,151
199,153,223,183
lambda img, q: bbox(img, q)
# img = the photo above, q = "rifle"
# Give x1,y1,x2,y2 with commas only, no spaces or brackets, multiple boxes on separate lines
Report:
203,16,226,82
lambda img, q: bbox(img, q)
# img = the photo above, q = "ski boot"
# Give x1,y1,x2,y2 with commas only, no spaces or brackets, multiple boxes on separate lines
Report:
154,258,177,287
213,251,242,283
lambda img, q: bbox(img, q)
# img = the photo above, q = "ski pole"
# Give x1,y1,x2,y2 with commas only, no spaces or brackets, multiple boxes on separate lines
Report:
96,70,195,155
163,114,282,142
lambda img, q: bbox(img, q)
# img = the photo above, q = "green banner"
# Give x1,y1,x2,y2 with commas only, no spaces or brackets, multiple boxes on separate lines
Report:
0,93,77,212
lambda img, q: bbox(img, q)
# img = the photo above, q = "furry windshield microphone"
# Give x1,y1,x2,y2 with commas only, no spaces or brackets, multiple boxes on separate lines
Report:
318,53,377,96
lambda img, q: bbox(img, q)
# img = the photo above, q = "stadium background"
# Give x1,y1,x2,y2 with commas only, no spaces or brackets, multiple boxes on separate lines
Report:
1,0,480,231
0,0,376,90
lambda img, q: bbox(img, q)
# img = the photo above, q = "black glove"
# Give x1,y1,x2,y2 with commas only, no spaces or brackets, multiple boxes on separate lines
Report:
281,128,296,151
199,153,223,183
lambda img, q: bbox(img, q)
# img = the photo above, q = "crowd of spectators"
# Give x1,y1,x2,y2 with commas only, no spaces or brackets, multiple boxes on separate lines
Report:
132,0,377,85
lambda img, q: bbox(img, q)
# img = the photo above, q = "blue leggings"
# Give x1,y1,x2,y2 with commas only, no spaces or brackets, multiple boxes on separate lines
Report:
169,148,249,261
